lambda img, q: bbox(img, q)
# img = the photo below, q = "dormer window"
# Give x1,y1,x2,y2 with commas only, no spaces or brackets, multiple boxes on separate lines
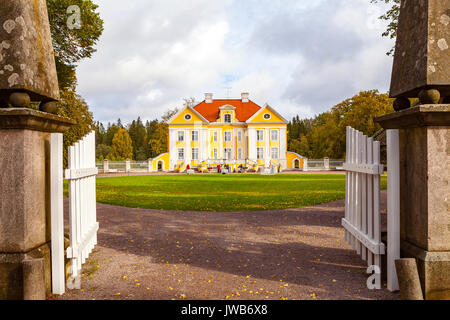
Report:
224,114,232,123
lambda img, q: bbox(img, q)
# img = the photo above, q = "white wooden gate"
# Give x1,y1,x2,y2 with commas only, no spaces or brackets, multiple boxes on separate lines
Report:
51,131,98,294
342,127,385,275
343,126,400,292
65,131,99,289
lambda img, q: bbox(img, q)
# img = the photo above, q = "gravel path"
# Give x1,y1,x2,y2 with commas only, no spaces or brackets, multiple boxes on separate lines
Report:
49,191,398,300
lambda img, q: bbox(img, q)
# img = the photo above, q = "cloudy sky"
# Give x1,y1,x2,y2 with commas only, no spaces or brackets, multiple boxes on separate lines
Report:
76,0,395,124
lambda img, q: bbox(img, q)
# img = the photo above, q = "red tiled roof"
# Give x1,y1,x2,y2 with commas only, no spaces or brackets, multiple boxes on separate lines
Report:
193,99,261,122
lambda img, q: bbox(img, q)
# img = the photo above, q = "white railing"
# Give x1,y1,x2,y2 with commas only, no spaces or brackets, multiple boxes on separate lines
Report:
65,131,99,290
343,127,385,275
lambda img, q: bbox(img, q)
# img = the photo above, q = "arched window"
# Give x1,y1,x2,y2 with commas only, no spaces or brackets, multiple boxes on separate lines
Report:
224,114,232,123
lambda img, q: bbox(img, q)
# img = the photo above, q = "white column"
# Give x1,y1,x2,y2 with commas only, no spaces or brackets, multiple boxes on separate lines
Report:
248,128,256,161
169,129,176,170
232,128,236,160
219,128,223,159
185,128,191,164
103,159,109,173
50,133,65,295
147,158,152,172
387,129,400,292
125,159,131,172
303,158,308,171
280,128,287,168
265,128,270,167
324,157,330,170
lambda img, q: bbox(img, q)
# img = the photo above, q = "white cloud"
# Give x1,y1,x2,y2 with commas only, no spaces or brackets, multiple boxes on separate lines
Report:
75,0,395,124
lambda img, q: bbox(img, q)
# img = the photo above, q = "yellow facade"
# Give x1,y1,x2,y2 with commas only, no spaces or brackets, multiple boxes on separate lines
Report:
151,94,305,172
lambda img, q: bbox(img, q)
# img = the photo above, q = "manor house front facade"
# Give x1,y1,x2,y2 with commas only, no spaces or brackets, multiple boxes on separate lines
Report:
151,93,304,172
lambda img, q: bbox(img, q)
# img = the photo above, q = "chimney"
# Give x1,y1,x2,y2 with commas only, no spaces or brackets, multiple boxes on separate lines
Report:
205,93,213,103
241,92,249,103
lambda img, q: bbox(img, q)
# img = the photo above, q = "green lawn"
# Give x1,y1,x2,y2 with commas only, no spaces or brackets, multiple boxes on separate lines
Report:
64,174,387,212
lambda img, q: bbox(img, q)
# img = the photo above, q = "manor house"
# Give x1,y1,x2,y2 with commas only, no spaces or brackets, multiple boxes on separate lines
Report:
151,93,304,172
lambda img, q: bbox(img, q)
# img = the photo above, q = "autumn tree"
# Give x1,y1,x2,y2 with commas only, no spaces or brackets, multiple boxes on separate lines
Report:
287,90,394,159
111,128,133,160
56,88,94,167
370,0,400,55
47,0,104,89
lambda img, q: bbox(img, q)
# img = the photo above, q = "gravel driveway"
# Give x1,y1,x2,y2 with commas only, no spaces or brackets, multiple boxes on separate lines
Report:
49,191,398,300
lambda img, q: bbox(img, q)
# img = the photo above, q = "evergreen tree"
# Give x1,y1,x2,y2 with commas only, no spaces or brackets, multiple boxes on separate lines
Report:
111,128,133,160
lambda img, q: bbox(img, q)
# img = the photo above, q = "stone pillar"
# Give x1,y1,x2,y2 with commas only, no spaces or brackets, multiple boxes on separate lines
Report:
147,158,152,172
125,159,131,173
0,108,74,300
103,159,109,173
303,158,308,172
324,157,330,170
375,105,450,300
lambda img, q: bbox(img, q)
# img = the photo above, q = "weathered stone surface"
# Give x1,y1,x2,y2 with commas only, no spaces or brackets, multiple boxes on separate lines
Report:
23,258,46,300
390,0,450,98
395,258,424,300
0,108,75,132
376,107,450,300
0,0,59,103
402,241,450,300
374,104,450,129
0,242,51,299
0,129,49,252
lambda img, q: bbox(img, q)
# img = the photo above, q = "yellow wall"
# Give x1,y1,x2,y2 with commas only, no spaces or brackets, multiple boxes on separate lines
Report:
287,152,303,169
152,153,170,171
171,109,205,124
247,107,286,124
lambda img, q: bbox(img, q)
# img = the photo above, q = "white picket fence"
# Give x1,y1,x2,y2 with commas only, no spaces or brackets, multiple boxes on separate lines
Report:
343,126,400,292
342,127,386,276
50,131,99,294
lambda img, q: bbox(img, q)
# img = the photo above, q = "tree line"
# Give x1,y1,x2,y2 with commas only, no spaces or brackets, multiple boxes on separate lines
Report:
92,90,394,163
93,110,178,161
45,0,399,166
287,90,394,160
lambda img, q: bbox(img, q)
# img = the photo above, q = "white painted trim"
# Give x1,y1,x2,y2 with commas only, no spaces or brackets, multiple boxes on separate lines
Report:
219,104,237,110
287,151,306,159
168,105,210,124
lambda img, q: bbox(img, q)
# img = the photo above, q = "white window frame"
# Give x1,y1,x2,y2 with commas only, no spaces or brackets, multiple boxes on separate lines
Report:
237,148,242,160
271,147,279,160
177,131,184,142
191,130,199,142
192,148,199,160
213,148,218,159
213,131,218,142
271,130,279,141
256,130,264,142
224,131,232,142
224,114,232,123
224,148,232,160
257,147,264,160
178,148,185,160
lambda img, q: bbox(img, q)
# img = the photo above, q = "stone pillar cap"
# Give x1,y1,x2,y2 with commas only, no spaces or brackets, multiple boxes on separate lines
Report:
0,108,75,133
374,105,450,129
